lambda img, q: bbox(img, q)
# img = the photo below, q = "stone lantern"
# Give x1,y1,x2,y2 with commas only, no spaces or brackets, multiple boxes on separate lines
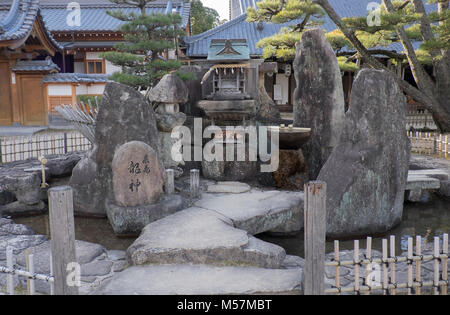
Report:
148,73,189,173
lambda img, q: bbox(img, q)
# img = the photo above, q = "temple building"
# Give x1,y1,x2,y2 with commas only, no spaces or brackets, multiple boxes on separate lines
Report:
184,0,435,116
0,0,191,126
197,39,263,121
0,0,62,126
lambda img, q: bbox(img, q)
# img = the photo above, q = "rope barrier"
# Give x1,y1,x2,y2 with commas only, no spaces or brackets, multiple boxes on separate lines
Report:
0,266,54,283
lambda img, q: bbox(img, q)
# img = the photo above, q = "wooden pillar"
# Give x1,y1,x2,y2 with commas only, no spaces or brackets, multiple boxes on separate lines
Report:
48,186,78,295
304,181,327,295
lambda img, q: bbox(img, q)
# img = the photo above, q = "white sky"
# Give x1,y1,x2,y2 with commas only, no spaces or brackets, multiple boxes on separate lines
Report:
201,0,229,21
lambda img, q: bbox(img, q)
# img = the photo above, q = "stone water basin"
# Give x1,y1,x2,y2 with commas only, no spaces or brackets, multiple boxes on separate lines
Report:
268,126,311,150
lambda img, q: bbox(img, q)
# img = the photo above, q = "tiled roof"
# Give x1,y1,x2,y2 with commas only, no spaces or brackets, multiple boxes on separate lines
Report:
39,0,190,32
12,57,60,72
0,0,62,49
42,72,110,83
186,0,436,57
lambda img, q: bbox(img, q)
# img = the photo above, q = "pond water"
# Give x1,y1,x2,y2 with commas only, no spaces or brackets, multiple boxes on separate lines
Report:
14,198,449,255
260,198,450,257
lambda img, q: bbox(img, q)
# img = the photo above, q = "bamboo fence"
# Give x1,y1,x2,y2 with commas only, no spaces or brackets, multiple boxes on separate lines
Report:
325,234,449,295
0,132,91,164
408,131,449,158
0,247,55,295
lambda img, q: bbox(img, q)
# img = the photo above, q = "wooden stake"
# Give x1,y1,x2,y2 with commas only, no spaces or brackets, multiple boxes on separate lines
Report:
6,246,14,295
434,237,440,295
190,169,200,198
382,239,388,295
407,237,413,295
304,181,327,295
390,235,396,295
334,240,340,295
166,169,175,194
354,240,360,294
365,237,372,295
415,236,422,296
48,186,78,295
442,234,448,295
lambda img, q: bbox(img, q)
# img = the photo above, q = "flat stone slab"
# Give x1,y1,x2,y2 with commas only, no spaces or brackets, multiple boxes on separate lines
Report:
92,264,303,295
406,175,441,190
207,182,251,194
409,169,449,181
195,190,304,235
127,207,286,268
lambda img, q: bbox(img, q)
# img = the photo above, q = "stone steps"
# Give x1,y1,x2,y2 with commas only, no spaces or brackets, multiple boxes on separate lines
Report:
127,189,304,268
93,263,304,295
406,169,450,201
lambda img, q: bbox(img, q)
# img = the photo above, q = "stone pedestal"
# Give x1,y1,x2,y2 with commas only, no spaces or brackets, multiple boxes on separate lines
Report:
202,142,258,182
106,195,188,236
107,141,186,235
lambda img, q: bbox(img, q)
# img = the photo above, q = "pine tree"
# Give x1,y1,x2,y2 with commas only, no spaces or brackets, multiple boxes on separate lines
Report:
101,0,191,89
247,0,450,132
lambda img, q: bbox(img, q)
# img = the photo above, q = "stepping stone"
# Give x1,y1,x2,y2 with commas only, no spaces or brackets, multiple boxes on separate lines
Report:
207,181,251,194
92,264,303,295
409,169,449,181
127,207,286,268
406,175,440,190
15,240,107,274
195,190,304,235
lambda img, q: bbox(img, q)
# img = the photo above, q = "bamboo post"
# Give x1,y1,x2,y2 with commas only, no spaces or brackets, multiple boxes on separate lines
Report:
365,237,372,295
407,237,413,295
433,237,440,295
6,246,14,295
442,234,448,295
27,252,35,295
354,240,360,294
382,239,388,295
415,236,422,296
0,137,3,164
390,235,396,295
190,169,200,198
48,186,78,295
304,181,327,295
334,240,340,295
166,169,175,195
50,254,55,295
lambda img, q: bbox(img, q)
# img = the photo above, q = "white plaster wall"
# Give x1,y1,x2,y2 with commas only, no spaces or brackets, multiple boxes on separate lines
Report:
48,84,72,96
76,84,106,95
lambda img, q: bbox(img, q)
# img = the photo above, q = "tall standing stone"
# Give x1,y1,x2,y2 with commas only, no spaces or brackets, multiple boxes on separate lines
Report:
293,29,345,179
318,69,411,238
69,82,160,217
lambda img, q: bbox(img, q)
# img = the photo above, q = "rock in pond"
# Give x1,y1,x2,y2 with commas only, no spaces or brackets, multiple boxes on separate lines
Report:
318,69,411,238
